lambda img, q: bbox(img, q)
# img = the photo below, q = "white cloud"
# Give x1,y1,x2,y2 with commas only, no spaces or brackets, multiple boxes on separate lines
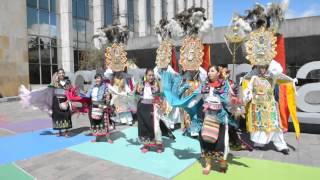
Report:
285,4,320,19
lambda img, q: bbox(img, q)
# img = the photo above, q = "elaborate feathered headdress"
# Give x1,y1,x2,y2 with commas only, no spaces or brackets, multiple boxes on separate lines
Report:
105,43,128,72
154,7,212,71
245,27,277,66
243,0,289,32
155,6,212,42
155,39,173,69
180,36,204,71
92,24,129,49
94,25,129,72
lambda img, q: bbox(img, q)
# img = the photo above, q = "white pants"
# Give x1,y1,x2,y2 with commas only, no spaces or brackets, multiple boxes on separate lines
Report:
251,131,288,151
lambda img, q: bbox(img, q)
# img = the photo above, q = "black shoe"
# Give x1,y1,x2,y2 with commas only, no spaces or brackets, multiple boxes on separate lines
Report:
254,146,264,150
168,132,176,140
280,149,290,155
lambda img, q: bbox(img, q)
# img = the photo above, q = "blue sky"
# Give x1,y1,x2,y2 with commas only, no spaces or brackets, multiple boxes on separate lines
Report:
214,0,320,27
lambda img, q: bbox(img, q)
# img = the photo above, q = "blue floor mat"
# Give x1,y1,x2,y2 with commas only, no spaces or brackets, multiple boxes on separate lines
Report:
69,127,201,179
0,128,92,164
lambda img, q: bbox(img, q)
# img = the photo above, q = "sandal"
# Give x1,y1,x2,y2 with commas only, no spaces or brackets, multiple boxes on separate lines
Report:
56,131,63,137
202,166,211,175
219,160,228,173
140,145,149,153
156,144,164,153
64,130,70,137
107,139,113,144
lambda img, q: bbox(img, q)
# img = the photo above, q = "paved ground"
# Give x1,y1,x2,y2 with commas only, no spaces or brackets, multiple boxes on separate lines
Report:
1,101,320,179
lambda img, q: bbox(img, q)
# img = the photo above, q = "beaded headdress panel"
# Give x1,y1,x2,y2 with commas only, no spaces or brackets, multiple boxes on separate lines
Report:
105,43,127,72
245,27,277,66
155,40,173,69
179,36,204,71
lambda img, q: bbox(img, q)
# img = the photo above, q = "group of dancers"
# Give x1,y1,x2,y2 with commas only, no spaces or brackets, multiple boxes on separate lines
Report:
19,54,299,175
19,3,301,174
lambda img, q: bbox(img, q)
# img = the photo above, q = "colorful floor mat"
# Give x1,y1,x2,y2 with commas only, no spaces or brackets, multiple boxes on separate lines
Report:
0,119,51,133
69,127,201,179
0,128,91,164
0,164,33,180
173,156,320,180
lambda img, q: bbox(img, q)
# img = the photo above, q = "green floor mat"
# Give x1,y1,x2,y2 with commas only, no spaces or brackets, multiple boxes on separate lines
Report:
0,164,33,180
174,156,320,180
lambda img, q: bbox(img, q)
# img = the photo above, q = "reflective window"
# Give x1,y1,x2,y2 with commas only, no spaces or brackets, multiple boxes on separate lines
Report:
50,0,56,12
77,19,86,42
27,1,59,84
73,0,89,19
27,0,37,8
51,47,57,64
29,64,40,84
162,0,167,19
73,0,92,71
104,0,113,26
77,0,86,19
39,10,50,36
50,12,57,38
51,38,57,47
41,46,50,64
146,0,152,34
39,0,49,10
74,50,79,71
127,0,134,31
28,46,39,64
73,19,78,42
27,7,38,35
52,65,58,75
72,0,77,17
86,21,93,43
41,65,52,84
78,42,86,49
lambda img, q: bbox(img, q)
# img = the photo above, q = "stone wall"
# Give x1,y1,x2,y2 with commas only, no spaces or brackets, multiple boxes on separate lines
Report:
0,0,29,97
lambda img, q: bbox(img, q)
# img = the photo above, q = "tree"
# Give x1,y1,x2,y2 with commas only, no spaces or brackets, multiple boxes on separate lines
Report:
79,43,110,70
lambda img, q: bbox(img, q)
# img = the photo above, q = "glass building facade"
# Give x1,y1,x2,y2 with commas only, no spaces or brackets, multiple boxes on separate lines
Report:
72,0,93,71
104,0,114,26
127,0,135,31
27,0,58,84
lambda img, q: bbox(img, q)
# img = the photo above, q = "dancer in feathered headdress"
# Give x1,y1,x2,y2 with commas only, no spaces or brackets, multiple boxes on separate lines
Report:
235,0,300,154
87,24,135,143
158,6,212,138
242,26,299,155
102,25,137,127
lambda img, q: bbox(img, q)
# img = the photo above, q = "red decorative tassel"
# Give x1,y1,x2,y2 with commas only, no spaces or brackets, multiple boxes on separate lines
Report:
171,47,179,72
274,35,290,131
201,44,211,71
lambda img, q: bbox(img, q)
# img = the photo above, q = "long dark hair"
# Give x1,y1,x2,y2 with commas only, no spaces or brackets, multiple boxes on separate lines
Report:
145,68,154,75
207,65,219,83
208,65,219,72
94,73,103,79
143,68,155,85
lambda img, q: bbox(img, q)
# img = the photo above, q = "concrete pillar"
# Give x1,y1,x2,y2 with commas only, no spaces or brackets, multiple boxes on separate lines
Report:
59,0,74,73
138,0,147,36
0,0,29,95
207,0,213,22
195,0,201,7
118,0,128,26
153,0,162,25
93,0,104,34
186,0,193,9
177,0,185,13
167,0,175,19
